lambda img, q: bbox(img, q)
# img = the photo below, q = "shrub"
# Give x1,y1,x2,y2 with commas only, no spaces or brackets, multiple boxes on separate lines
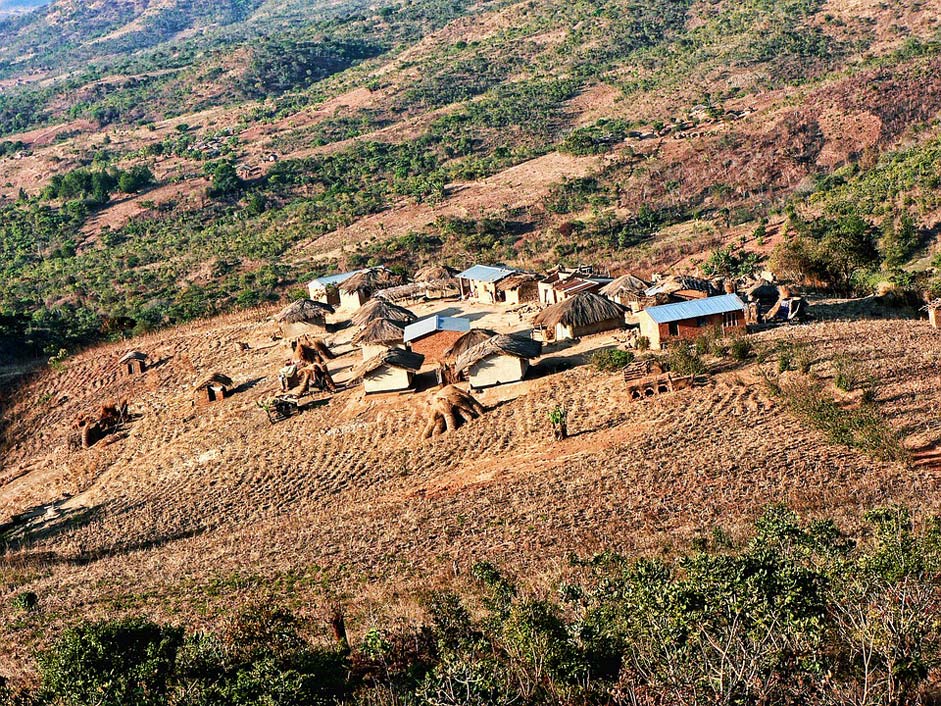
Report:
590,348,635,372
39,619,183,706
12,591,37,612
833,354,862,392
728,336,753,361
668,346,707,377
635,336,650,351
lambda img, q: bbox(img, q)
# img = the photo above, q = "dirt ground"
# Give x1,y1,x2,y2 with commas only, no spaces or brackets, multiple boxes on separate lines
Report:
0,297,940,676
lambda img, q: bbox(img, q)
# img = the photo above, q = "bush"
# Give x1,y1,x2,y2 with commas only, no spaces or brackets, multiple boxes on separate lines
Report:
635,336,650,351
728,336,753,361
11,591,37,612
833,353,862,392
668,346,707,377
39,619,183,706
590,348,635,372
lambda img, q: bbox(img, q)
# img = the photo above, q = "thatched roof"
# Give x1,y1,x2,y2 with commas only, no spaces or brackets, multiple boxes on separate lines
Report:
376,279,460,303
196,373,233,389
275,299,334,324
338,267,403,294
351,348,424,378
533,292,625,329
495,272,540,292
414,265,457,282
118,351,147,364
601,274,650,297
455,334,542,373
352,319,405,346
351,299,417,328
645,275,715,297
442,328,497,362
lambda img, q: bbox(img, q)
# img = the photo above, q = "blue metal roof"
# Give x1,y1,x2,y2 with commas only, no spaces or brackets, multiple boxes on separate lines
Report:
404,315,471,343
456,265,517,283
310,270,363,288
642,294,745,324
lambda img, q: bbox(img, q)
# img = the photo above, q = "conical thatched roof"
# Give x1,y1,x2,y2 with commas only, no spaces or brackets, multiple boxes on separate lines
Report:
352,319,405,346
196,372,233,389
533,292,625,329
338,267,403,294
351,348,424,378
351,299,417,328
455,334,542,373
442,328,497,363
275,299,335,324
414,265,457,282
601,274,650,297
645,274,715,297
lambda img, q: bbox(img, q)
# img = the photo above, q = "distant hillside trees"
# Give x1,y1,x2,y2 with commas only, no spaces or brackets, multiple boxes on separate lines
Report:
240,38,384,98
43,165,155,205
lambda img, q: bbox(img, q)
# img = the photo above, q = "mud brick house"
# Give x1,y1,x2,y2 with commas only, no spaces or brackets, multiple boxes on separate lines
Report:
637,294,746,350
118,351,147,376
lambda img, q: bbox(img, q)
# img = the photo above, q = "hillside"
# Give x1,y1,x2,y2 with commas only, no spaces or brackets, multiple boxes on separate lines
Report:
2,0,941,358
1,298,940,678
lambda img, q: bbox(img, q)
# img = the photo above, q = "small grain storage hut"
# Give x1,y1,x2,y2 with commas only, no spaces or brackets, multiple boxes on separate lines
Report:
352,318,406,360
337,267,403,310
194,373,233,406
274,299,335,340
118,351,148,376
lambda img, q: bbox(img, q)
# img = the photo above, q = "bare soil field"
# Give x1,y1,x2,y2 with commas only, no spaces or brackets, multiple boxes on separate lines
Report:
0,301,939,675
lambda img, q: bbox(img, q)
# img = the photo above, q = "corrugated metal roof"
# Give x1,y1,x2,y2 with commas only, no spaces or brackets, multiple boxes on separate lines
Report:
403,315,471,343
309,270,363,288
642,294,745,324
456,265,517,283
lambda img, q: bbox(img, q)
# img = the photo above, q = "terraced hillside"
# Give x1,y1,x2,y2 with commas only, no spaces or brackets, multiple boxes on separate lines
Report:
0,301,938,675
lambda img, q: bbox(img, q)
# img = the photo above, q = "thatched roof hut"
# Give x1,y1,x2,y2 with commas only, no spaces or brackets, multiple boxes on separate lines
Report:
601,274,650,298
352,319,405,346
534,292,624,330
455,334,542,373
414,265,457,282
352,348,425,393
275,299,335,323
442,328,497,363
645,275,716,298
338,267,403,295
351,299,417,328
117,350,148,376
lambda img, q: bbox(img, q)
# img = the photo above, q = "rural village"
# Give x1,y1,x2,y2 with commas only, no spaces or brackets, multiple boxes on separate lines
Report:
67,260,799,447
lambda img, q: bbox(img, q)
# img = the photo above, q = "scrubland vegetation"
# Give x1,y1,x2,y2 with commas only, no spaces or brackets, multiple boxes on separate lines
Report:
4,505,941,705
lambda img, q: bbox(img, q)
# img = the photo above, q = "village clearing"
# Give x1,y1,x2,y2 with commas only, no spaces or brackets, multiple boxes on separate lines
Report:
0,300,939,674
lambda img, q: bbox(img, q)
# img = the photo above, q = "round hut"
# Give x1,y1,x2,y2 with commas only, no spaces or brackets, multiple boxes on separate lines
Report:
275,299,335,340
351,318,406,360
351,299,417,328
438,328,497,384
337,267,404,310
533,292,625,342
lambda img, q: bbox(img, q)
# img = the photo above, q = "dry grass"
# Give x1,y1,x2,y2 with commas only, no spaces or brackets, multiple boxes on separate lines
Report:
0,303,939,676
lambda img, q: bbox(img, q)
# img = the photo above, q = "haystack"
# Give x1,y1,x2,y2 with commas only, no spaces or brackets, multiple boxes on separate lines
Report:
351,299,417,328
422,385,486,438
294,338,335,365
533,292,625,341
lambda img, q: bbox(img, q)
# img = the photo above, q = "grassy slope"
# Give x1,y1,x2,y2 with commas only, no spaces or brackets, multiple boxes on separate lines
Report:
0,303,939,676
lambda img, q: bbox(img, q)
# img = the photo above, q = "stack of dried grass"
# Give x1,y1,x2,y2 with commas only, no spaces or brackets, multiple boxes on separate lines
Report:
422,385,486,438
